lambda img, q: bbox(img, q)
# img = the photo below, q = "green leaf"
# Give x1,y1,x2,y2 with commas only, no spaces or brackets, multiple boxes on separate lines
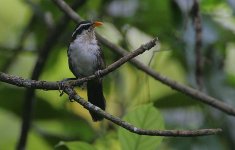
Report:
118,104,164,150
56,141,96,150
94,131,121,150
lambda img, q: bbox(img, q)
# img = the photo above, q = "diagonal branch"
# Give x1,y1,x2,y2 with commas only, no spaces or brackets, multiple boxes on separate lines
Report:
0,38,223,137
0,38,159,90
64,86,221,136
51,0,235,116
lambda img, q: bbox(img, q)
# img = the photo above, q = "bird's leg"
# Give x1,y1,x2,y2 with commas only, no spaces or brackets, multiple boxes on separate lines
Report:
95,70,102,78
64,77,88,89
80,82,87,90
57,81,63,96
58,78,77,101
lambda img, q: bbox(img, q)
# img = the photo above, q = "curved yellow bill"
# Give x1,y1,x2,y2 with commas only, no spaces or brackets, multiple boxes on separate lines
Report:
93,21,103,27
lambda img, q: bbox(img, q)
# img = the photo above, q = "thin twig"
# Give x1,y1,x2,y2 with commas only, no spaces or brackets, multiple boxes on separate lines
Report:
52,0,83,21
192,0,203,89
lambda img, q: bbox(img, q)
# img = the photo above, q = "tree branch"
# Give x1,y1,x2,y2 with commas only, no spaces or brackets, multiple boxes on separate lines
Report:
50,0,235,116
192,0,203,89
0,0,231,139
64,86,222,137
0,38,223,137
0,38,159,90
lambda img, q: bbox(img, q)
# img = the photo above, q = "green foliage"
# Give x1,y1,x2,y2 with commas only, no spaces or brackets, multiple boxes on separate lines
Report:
94,131,121,150
118,104,164,150
0,0,235,149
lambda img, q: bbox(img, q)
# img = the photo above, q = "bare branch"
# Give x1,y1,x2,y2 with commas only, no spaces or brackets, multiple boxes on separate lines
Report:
0,38,159,90
0,37,223,137
52,0,83,21
51,0,235,116
0,0,231,139
0,72,223,137
192,0,203,89
64,86,222,137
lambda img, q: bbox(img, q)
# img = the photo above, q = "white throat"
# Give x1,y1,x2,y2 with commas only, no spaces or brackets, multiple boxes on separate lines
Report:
75,30,97,45
69,30,100,76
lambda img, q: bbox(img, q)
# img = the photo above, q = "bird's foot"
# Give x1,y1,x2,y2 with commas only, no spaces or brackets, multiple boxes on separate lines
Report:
80,82,87,90
95,70,102,78
58,78,76,96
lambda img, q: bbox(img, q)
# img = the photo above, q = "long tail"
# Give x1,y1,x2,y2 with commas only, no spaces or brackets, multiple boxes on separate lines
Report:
87,79,106,121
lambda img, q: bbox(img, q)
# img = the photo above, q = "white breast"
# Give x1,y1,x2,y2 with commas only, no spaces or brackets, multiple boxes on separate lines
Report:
69,35,100,77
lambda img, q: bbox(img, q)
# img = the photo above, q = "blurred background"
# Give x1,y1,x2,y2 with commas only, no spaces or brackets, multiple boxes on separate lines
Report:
0,0,235,149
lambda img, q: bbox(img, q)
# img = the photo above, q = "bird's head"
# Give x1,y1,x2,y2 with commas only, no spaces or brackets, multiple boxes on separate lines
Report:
72,21,103,41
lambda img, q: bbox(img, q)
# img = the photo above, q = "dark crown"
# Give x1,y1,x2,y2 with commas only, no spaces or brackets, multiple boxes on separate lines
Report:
72,21,92,40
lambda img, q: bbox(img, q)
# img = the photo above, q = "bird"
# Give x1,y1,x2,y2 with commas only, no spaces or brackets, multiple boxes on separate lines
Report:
67,20,106,121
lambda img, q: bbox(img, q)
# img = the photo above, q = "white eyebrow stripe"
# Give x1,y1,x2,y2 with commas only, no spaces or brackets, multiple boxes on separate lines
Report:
72,22,91,37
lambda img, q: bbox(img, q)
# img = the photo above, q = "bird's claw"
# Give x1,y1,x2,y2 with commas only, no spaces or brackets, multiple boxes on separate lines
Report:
57,81,75,102
95,70,102,78
58,78,74,97
80,82,87,90
57,82,63,96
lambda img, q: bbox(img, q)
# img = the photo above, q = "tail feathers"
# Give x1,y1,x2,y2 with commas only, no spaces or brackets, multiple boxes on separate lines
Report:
87,79,106,121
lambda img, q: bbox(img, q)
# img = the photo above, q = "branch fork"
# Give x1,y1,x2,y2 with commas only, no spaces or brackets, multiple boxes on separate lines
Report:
0,0,231,139
0,36,222,136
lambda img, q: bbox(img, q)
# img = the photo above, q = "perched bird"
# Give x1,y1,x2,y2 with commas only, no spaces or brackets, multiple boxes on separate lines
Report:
68,21,106,121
